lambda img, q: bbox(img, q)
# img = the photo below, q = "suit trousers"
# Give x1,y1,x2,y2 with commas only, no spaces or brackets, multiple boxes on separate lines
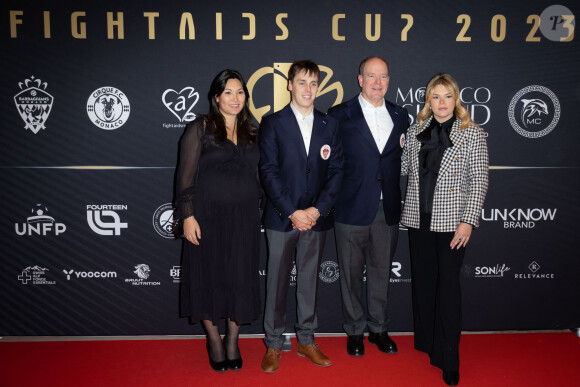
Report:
408,224,465,373
263,228,326,348
335,201,399,336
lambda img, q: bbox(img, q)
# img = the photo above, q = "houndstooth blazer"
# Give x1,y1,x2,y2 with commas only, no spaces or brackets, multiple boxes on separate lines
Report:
400,117,489,232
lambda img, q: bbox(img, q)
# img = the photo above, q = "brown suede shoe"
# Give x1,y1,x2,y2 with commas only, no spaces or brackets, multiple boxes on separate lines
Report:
261,348,282,373
296,343,332,367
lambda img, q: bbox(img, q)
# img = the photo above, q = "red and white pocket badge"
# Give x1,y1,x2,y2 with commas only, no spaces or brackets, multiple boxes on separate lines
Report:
320,144,331,160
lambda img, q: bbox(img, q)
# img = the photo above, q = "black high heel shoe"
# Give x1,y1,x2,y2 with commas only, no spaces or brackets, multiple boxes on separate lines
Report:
206,342,228,372
224,338,243,371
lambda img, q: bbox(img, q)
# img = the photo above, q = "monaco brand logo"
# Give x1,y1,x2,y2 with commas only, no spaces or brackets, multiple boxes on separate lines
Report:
86,204,128,236
87,86,130,130
15,204,66,236
508,85,560,138
14,76,54,134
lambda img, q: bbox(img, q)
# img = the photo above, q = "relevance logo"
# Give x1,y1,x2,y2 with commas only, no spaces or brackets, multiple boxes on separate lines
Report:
397,86,491,127
162,87,199,124
14,76,54,134
539,5,575,42
319,261,339,283
87,87,130,130
125,264,160,286
15,204,66,236
514,260,555,280
18,266,56,285
481,208,556,229
86,204,128,236
508,85,560,138
247,63,343,122
153,203,176,239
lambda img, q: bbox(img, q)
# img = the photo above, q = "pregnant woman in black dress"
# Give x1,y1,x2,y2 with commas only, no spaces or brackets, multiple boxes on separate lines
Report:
175,69,261,372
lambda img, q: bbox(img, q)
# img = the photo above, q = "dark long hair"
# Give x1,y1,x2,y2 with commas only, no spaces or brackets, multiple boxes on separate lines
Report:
205,69,257,144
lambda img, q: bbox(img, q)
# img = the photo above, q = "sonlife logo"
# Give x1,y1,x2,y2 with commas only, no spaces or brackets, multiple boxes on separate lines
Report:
86,205,128,235
246,63,343,123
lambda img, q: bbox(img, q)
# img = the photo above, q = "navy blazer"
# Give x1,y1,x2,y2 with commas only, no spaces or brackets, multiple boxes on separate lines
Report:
328,96,409,226
259,104,343,232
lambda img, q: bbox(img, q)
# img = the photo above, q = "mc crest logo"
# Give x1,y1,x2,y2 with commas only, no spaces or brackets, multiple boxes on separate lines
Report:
14,76,54,134
247,63,343,123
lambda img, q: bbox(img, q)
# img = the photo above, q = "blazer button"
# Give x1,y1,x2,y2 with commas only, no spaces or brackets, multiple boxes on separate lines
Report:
306,169,311,174
455,156,460,160
379,156,384,160
377,177,383,181
449,188,454,192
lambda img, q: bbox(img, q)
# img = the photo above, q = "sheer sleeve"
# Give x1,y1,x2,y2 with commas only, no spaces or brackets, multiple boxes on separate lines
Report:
175,119,204,220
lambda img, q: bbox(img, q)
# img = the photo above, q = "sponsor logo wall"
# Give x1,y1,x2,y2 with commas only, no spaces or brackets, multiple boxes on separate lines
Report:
1,0,578,335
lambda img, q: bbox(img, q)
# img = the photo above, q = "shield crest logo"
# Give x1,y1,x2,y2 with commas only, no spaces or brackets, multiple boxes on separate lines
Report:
14,77,54,134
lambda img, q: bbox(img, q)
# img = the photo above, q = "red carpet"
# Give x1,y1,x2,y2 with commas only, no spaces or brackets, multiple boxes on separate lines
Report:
1,333,578,386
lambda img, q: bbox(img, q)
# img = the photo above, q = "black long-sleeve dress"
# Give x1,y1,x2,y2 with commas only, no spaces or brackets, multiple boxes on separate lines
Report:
175,118,261,324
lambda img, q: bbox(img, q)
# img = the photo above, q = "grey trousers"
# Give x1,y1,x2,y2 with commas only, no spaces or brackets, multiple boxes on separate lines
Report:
335,201,399,335
263,228,326,348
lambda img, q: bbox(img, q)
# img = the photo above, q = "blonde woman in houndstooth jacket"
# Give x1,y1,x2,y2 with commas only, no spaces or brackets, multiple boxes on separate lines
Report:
400,73,489,386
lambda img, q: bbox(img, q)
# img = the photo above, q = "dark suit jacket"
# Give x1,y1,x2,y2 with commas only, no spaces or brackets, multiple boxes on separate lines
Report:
259,104,343,232
328,96,409,226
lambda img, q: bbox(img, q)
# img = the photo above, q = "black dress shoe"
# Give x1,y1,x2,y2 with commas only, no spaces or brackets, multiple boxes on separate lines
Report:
368,332,398,354
206,343,228,372
442,371,460,386
227,357,243,371
346,335,365,356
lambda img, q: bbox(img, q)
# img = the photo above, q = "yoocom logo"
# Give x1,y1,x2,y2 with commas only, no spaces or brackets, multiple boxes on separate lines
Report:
508,85,560,138
87,86,130,130
247,63,343,123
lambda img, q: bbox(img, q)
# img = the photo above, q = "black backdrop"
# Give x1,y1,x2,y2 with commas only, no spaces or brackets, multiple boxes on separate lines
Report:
2,0,579,336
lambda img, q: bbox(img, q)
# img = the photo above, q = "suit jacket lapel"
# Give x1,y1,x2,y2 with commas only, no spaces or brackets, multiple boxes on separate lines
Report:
382,101,401,155
280,104,308,158
437,118,465,184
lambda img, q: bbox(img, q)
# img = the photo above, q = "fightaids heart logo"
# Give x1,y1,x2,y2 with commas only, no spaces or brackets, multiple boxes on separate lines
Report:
162,87,199,122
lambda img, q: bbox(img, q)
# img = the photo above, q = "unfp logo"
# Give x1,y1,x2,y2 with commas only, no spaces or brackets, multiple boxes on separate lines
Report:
14,76,54,134
15,204,66,236
247,63,343,123
508,85,560,138
86,204,128,236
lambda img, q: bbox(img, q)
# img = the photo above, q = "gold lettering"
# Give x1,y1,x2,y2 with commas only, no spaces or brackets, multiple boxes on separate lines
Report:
144,12,159,40
216,13,222,40
365,14,380,41
401,14,413,41
332,14,346,41
10,10,23,38
561,15,575,42
275,13,288,40
71,12,87,39
242,12,255,40
179,13,195,40
107,12,124,39
43,11,51,38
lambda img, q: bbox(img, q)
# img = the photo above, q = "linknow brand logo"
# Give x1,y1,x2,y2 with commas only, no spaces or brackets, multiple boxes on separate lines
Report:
87,86,130,130
14,76,54,134
481,208,556,228
18,266,56,285
86,205,128,235
15,204,66,236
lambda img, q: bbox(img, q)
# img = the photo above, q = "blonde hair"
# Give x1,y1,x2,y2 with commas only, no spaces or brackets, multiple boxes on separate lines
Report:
417,73,476,130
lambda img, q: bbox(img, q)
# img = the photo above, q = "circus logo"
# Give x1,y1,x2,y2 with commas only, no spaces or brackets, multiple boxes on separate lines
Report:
87,86,130,130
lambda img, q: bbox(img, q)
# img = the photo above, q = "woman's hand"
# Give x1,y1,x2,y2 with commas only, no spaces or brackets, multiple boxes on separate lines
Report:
183,216,201,245
450,222,472,249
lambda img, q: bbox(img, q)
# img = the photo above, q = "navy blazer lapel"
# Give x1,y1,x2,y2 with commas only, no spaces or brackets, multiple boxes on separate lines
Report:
279,104,308,158
308,110,323,159
382,101,402,155
345,97,379,154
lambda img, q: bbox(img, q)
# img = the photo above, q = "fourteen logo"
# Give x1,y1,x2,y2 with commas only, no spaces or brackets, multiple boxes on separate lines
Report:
15,204,66,236
508,85,560,138
87,86,130,130
86,205,128,235
14,76,54,134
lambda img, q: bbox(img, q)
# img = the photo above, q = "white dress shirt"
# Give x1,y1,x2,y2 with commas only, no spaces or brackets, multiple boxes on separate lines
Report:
290,102,314,156
359,94,394,199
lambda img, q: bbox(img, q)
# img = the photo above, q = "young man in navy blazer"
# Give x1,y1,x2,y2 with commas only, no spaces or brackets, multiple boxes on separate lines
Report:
259,60,343,372
327,56,409,357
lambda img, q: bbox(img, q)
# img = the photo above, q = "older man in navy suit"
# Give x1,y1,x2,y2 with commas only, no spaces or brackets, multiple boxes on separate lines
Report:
328,56,409,357
259,60,343,373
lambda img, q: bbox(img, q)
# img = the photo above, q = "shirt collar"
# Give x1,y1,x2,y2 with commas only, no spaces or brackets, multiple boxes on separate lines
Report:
290,102,314,121
358,93,386,110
